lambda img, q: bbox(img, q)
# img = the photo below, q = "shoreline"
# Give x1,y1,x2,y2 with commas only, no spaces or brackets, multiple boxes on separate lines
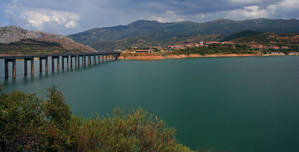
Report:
118,53,284,61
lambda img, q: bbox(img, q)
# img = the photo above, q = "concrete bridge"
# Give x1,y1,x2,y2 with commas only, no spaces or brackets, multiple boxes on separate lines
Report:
0,52,121,79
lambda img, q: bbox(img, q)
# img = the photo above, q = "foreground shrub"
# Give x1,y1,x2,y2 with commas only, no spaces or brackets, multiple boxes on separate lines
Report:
0,87,192,152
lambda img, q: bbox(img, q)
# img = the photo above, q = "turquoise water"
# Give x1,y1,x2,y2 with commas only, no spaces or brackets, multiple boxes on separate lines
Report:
1,56,299,152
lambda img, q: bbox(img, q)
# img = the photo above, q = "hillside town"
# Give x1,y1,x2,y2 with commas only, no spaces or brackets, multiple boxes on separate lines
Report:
122,40,299,56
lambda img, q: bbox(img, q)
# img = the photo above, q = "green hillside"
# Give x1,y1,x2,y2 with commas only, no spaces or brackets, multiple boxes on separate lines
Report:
232,33,299,46
69,18,299,52
0,39,86,55
222,30,264,41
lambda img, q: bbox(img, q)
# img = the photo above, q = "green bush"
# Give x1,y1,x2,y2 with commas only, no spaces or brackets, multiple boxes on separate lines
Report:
0,87,192,152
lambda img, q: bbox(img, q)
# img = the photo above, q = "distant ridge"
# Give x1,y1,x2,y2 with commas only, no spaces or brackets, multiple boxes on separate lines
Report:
69,18,299,52
222,30,264,41
227,32,299,46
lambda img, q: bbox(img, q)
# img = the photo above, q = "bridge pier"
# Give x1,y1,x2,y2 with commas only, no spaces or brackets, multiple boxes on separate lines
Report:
75,56,78,69
88,55,91,65
39,57,48,74
67,56,70,70
62,56,68,71
24,60,27,76
12,59,16,79
78,56,81,68
93,55,96,65
4,59,9,79
4,59,16,79
70,56,73,69
57,56,60,72
24,59,28,76
61,56,64,71
52,57,55,72
31,59,34,76
39,58,42,73
45,57,48,73
83,55,86,67
51,56,60,72
5,60,8,79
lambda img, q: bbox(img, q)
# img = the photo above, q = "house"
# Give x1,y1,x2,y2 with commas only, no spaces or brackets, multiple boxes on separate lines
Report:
186,43,194,47
168,45,185,50
221,41,234,45
135,49,154,54
199,41,205,47
205,41,219,45
250,44,265,50
281,46,289,50
269,46,280,50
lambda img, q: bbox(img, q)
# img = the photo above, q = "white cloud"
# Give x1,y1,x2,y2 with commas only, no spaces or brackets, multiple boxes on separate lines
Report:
227,5,268,18
149,16,169,22
20,9,80,29
4,1,80,34
65,20,78,29
170,0,299,22
148,10,185,23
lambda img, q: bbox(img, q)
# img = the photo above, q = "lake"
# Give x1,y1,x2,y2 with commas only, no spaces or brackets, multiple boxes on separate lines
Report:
1,56,299,152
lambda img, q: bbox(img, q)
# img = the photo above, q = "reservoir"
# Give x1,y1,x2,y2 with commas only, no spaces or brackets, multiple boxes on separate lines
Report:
1,56,299,152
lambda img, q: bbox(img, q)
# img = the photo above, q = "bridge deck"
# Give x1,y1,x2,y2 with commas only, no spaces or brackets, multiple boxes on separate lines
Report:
0,52,120,59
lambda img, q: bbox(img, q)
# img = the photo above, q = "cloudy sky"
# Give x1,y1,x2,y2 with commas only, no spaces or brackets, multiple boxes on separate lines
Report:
0,0,299,35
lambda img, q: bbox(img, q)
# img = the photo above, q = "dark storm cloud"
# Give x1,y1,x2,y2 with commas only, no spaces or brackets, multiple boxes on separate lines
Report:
1,0,298,34
102,0,283,14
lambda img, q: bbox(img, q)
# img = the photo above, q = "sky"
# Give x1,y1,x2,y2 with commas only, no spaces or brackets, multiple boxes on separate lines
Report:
1,0,299,35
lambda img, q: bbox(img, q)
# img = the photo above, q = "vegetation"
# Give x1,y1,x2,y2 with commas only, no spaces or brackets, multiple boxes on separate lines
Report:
230,32,299,49
0,40,83,55
69,19,299,52
221,30,263,41
162,45,254,56
0,87,193,152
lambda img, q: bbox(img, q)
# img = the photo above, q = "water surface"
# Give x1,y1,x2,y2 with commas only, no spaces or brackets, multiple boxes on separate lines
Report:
1,56,299,152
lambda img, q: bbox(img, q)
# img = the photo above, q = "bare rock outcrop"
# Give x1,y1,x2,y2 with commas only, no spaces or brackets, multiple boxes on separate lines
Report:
0,26,96,53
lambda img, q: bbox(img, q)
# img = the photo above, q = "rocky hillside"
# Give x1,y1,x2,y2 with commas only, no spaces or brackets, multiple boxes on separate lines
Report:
222,30,299,51
0,26,96,55
69,18,299,52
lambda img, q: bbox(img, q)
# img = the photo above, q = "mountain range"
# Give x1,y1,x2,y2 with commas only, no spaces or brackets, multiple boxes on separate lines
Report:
69,18,299,52
1,18,299,55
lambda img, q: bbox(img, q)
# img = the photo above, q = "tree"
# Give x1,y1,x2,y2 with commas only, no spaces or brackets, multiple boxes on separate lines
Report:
0,87,193,152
